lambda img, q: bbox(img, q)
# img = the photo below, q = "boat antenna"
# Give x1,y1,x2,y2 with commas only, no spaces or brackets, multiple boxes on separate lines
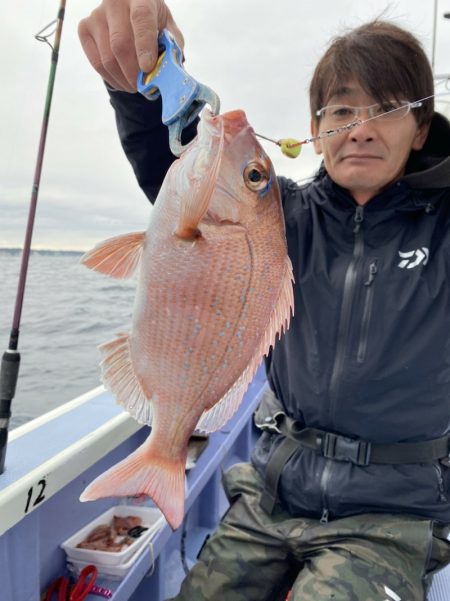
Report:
0,0,66,474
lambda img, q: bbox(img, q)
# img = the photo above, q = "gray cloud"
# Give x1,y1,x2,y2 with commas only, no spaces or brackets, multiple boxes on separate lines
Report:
1,0,449,249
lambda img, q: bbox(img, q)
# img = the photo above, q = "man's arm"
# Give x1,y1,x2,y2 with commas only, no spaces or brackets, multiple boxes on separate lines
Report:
107,89,197,202
79,0,193,201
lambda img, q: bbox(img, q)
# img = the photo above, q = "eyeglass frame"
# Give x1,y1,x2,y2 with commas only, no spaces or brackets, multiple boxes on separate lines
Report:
315,100,423,123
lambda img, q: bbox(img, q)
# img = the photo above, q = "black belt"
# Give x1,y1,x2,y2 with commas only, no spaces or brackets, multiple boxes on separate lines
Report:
260,413,450,515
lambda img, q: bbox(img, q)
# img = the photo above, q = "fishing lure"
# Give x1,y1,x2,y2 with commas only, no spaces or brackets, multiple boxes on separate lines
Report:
256,120,362,158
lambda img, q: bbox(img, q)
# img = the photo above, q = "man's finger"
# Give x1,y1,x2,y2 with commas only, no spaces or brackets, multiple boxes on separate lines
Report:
105,1,140,89
78,19,123,90
81,11,135,92
129,1,159,74
164,7,184,52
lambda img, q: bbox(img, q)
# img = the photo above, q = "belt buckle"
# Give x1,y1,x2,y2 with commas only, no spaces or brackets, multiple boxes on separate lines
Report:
322,432,371,466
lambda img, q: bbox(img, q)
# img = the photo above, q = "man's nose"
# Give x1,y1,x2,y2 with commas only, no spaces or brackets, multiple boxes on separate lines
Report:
350,115,376,141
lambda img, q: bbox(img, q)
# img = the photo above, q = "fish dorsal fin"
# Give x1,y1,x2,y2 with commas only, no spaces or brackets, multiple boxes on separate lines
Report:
258,255,294,357
99,332,153,425
174,121,224,240
81,232,145,279
196,256,294,433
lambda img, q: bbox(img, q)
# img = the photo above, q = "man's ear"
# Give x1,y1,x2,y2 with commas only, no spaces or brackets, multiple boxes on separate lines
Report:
412,122,431,151
311,118,322,154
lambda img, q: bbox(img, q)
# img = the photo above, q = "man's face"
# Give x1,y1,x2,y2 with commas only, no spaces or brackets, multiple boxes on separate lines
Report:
311,81,430,205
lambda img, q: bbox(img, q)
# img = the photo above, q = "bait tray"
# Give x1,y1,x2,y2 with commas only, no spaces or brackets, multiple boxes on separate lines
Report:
61,505,165,566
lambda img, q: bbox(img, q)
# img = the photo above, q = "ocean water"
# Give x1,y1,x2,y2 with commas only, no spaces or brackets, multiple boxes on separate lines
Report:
0,249,137,428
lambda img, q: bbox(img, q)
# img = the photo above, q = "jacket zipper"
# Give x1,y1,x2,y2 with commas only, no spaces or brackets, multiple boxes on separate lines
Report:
319,461,332,523
433,464,447,502
357,260,378,363
328,205,365,424
320,206,365,519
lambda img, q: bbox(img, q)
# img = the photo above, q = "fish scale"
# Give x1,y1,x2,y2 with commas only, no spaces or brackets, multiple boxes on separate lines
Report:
136,229,253,404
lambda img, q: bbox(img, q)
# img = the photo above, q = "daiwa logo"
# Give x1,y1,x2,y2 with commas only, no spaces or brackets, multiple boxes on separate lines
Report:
398,247,429,269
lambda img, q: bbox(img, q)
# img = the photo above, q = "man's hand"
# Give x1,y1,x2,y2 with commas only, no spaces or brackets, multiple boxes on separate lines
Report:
78,0,184,92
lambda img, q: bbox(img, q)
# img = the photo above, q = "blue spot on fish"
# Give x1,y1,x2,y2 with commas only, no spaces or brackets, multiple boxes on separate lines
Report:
259,173,273,198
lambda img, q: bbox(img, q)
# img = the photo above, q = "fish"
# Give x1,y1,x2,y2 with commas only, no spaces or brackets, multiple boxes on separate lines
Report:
79,109,294,530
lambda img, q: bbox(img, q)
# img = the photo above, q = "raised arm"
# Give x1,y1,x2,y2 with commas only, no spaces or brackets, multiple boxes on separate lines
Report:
78,0,196,202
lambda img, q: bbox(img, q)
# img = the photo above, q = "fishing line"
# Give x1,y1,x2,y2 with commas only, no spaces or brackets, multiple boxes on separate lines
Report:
256,91,450,157
0,0,66,474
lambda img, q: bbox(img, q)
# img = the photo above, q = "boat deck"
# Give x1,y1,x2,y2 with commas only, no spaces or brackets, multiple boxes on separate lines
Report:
0,366,449,600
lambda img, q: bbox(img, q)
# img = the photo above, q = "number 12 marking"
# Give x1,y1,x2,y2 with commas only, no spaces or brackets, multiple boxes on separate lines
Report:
24,479,47,513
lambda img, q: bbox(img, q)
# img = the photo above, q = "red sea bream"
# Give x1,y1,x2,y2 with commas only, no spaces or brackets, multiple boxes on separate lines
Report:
80,109,294,530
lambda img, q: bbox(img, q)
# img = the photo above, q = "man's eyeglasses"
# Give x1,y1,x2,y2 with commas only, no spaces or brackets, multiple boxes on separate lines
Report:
315,100,423,125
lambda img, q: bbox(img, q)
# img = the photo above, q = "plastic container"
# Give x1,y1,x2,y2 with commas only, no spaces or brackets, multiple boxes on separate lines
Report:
67,540,152,580
61,505,165,566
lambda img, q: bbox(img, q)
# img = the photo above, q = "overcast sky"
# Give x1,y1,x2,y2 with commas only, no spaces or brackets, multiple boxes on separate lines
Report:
1,0,449,250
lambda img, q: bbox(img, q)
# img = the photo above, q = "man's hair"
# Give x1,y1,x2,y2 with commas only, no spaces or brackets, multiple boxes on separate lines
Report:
309,20,434,127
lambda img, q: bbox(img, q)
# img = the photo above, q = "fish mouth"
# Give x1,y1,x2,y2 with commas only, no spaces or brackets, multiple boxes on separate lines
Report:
219,110,251,136
223,109,248,123
203,109,252,140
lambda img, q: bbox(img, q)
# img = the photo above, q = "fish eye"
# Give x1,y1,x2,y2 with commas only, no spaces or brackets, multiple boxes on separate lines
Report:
243,162,269,192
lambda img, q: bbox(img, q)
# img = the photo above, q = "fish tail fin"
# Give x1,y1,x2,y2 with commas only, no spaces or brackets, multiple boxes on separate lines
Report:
99,332,152,425
80,444,186,530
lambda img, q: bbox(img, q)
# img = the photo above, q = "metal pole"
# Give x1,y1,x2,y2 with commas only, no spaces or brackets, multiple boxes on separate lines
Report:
0,0,66,473
432,0,438,70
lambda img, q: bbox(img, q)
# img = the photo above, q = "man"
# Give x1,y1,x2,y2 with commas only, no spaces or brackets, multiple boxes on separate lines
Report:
79,2,450,599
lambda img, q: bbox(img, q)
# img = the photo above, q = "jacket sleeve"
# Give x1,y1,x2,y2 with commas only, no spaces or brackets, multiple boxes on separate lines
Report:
107,88,198,203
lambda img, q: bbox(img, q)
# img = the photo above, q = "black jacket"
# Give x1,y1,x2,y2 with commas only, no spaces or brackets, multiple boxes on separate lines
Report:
108,89,450,523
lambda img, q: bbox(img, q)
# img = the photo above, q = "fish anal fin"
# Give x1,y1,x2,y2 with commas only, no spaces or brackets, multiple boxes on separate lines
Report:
195,359,259,434
99,332,153,425
80,442,186,530
81,232,145,279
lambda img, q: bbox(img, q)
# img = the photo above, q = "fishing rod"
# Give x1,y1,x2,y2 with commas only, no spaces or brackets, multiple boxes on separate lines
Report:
0,0,66,474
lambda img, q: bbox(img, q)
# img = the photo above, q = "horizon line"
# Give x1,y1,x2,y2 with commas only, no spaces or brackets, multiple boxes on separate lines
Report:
0,246,87,253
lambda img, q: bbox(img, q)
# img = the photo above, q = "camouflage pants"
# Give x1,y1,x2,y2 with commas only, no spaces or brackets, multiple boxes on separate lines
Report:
169,462,450,601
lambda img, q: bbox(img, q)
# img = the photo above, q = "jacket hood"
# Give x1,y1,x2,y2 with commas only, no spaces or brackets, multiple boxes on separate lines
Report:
403,111,450,189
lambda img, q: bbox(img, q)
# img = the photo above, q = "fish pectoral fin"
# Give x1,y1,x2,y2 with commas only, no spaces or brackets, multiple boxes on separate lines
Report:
81,232,145,279
80,443,186,531
176,121,224,238
100,333,152,425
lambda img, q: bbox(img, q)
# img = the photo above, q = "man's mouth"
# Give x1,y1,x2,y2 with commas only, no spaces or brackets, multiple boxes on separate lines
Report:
342,154,382,160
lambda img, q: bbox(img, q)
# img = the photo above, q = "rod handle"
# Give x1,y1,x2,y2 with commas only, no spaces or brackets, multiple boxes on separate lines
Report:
0,350,21,474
